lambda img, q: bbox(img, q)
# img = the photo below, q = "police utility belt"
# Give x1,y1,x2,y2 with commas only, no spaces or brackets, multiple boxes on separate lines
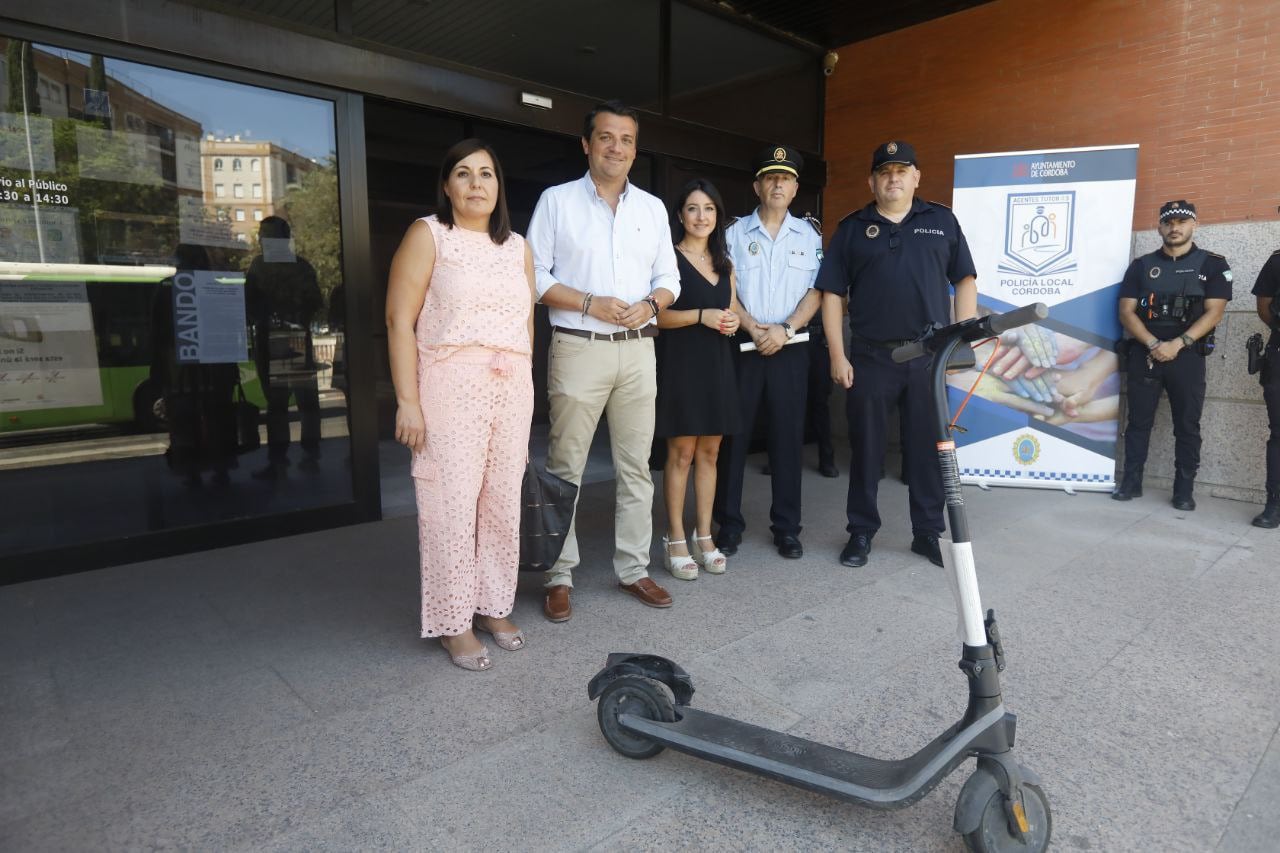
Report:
1134,292,1215,357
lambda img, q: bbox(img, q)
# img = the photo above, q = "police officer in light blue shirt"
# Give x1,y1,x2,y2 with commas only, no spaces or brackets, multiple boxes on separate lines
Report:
713,145,823,559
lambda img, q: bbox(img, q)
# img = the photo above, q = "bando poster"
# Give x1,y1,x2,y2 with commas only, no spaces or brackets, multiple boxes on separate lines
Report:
951,145,1138,491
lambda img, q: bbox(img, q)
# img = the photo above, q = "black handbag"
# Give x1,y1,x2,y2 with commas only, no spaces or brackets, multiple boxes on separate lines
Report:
519,459,578,572
235,384,261,453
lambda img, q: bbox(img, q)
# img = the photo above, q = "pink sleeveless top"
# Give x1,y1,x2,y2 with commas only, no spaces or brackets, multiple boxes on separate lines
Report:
416,215,531,371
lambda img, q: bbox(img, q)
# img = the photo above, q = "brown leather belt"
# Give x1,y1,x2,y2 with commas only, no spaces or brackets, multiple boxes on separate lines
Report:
553,325,658,341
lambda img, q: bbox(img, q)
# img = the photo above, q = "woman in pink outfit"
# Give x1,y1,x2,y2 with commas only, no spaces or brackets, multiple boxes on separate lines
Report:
386,138,535,671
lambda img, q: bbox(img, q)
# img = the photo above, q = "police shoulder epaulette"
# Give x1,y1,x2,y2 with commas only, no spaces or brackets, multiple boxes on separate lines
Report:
838,210,859,225
1205,250,1226,259
803,213,822,234
1271,248,1280,256
926,199,952,210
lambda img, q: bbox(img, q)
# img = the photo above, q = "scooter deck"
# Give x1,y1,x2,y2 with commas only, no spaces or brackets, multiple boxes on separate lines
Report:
619,704,1006,808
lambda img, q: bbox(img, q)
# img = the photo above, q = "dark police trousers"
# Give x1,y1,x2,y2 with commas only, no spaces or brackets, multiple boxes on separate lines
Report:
845,340,944,536
714,343,808,539
805,324,835,463
1262,336,1280,495
1121,344,1205,489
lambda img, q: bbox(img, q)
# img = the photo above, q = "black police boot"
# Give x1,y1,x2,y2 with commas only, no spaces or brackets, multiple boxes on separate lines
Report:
818,450,839,478
1171,469,1196,511
1252,490,1280,528
1111,475,1143,501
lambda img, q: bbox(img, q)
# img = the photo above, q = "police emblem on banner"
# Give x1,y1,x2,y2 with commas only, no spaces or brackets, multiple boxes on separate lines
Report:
865,224,880,239
1012,433,1041,466
999,191,1078,277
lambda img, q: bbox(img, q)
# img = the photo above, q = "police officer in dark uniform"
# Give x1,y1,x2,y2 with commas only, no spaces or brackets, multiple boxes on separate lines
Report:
713,145,823,559
805,291,840,478
1249,247,1280,527
815,141,977,568
1113,200,1231,510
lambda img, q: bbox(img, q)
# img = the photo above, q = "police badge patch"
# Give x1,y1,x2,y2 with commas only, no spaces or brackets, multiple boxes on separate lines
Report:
1149,266,1161,279
748,241,761,255
773,146,786,162
865,224,880,239
886,142,898,155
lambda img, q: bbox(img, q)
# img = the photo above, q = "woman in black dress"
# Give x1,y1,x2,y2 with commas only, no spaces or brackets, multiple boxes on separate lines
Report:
655,179,743,579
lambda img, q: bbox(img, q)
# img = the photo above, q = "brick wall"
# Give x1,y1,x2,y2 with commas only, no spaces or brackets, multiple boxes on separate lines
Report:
823,0,1279,230
823,0,1280,506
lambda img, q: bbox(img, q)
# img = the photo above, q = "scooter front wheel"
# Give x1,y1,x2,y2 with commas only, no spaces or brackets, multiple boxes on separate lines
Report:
963,780,1052,853
596,676,676,759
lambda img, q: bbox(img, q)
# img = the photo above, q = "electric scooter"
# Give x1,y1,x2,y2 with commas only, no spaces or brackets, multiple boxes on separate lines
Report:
588,303,1053,853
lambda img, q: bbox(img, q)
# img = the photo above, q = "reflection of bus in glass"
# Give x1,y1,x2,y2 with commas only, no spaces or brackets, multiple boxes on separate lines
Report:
0,263,262,434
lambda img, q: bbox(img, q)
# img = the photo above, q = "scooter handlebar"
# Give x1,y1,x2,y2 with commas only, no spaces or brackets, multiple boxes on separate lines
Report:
890,303,1051,364
986,302,1050,336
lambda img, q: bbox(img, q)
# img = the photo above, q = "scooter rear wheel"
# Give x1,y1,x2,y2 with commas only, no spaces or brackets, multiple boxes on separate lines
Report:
596,676,676,759
962,781,1052,853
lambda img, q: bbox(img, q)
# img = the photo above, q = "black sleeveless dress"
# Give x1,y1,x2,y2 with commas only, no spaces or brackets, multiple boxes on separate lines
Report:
654,252,743,438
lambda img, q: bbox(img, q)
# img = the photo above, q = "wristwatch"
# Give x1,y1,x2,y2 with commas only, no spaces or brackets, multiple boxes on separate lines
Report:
1179,333,1194,348
781,322,795,340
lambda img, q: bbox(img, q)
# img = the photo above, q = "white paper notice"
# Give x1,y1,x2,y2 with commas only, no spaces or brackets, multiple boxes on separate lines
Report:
171,270,248,364
0,280,103,411
0,206,82,263
177,195,241,249
261,237,297,263
0,112,55,171
174,131,203,191
75,125,163,186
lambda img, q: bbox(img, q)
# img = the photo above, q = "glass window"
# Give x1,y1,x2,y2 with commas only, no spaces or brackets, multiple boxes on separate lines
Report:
252,183,262,198
669,3,821,150
233,183,245,198
232,158,242,171
214,183,225,197
353,0,662,109
253,209,263,221
0,34,350,567
251,158,261,172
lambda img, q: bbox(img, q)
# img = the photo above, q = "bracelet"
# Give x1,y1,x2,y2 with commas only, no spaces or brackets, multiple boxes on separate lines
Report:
644,296,660,318
581,292,593,320
697,308,704,326
1146,339,1160,351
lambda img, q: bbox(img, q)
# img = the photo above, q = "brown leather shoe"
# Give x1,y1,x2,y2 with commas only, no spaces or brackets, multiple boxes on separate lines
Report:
619,577,673,608
544,585,572,622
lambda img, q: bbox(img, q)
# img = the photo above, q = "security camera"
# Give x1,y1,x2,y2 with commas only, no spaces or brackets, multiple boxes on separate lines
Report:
822,51,839,77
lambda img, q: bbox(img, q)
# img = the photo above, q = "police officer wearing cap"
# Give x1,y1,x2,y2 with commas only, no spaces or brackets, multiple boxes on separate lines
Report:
1248,247,1280,527
1114,200,1231,510
712,145,823,559
815,140,977,568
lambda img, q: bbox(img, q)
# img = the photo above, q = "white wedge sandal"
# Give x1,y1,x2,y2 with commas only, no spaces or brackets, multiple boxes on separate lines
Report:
691,534,727,574
663,534,698,580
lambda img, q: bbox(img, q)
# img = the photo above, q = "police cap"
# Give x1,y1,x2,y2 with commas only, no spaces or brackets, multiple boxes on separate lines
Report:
755,145,803,179
871,140,917,173
1159,200,1197,222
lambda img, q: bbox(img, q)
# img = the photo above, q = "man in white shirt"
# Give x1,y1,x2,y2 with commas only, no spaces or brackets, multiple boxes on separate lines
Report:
526,100,680,622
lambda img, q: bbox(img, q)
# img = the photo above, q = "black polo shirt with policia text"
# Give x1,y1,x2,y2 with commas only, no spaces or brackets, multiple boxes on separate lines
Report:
814,197,977,342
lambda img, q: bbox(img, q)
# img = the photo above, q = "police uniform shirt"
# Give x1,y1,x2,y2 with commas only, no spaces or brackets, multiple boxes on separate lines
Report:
814,198,976,341
1119,243,1232,336
726,209,822,325
1249,250,1280,301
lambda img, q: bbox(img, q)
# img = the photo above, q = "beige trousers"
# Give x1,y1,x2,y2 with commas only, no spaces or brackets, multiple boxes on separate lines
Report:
544,331,656,588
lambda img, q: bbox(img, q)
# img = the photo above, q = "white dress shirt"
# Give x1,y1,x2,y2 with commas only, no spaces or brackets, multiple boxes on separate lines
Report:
527,172,680,334
726,209,821,325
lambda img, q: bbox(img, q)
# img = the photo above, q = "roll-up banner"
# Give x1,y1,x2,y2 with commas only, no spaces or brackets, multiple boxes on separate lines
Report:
951,145,1138,491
